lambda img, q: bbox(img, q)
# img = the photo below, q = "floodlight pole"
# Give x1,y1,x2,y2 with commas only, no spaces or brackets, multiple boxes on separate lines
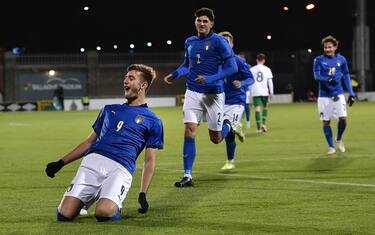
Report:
353,0,370,92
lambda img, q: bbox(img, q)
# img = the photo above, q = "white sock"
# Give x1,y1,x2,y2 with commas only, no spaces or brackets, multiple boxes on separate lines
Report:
184,174,192,179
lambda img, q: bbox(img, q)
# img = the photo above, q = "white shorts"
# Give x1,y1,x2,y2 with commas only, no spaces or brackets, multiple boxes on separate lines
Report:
63,153,132,210
183,89,225,131
223,104,244,131
318,94,347,121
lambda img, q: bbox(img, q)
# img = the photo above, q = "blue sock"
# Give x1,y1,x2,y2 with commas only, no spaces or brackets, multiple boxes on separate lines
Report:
245,104,250,122
183,137,196,176
96,210,121,222
56,209,73,221
221,123,230,140
323,125,334,148
337,120,346,141
225,137,236,161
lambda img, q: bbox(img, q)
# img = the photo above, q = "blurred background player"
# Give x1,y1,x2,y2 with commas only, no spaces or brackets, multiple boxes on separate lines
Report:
238,51,252,129
163,8,238,187
250,53,274,133
45,64,163,221
244,86,252,128
313,35,355,154
81,94,90,110
219,31,254,170
52,85,64,111
0,89,3,103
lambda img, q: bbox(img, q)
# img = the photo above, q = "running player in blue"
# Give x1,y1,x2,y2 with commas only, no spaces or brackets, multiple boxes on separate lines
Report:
244,85,251,128
238,51,252,129
45,64,164,221
219,31,254,170
313,35,355,155
163,8,238,187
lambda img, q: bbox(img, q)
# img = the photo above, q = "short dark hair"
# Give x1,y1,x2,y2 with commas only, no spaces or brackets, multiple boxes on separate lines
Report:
127,64,156,86
256,53,266,61
195,8,215,21
321,35,339,47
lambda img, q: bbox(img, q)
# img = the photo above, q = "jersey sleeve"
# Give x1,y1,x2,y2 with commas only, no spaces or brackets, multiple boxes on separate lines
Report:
146,118,164,149
268,78,274,95
92,106,106,135
217,36,234,60
341,57,355,96
268,67,273,79
341,57,350,75
313,57,327,81
238,59,255,87
204,37,238,83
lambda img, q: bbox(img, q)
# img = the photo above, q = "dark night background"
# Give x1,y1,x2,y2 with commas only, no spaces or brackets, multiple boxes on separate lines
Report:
0,0,374,53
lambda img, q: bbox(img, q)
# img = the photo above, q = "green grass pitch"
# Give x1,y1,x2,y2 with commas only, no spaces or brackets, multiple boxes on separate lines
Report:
1,102,375,234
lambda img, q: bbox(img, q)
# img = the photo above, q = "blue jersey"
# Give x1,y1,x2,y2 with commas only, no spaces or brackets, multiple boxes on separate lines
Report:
172,32,237,94
313,54,355,97
225,55,255,106
86,103,164,175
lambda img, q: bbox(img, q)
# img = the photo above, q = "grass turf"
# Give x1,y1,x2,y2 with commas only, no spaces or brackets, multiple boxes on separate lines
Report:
0,102,374,234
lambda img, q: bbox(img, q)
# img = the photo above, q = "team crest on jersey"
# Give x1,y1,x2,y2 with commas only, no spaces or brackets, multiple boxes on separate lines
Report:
337,61,341,67
135,115,144,124
205,42,211,50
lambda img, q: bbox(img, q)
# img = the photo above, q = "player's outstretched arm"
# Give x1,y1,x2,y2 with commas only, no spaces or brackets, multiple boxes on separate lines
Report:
204,56,238,84
138,147,157,213
45,131,97,178
165,54,190,85
268,78,274,100
343,74,355,106
237,60,255,88
240,78,254,88
237,73,255,88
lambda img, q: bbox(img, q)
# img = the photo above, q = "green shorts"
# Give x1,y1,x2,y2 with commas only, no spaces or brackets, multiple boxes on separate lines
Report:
253,96,269,107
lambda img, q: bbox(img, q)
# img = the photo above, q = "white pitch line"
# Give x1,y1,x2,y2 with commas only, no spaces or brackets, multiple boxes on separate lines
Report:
156,154,373,166
8,122,31,126
283,178,375,188
155,167,375,189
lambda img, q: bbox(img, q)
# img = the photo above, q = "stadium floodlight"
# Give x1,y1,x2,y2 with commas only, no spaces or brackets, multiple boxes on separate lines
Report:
266,35,272,40
83,6,89,11
113,44,118,50
306,3,315,10
283,6,289,11
80,48,85,53
48,70,56,76
12,47,24,55
167,40,172,45
129,44,135,49
147,42,152,47
96,46,101,51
